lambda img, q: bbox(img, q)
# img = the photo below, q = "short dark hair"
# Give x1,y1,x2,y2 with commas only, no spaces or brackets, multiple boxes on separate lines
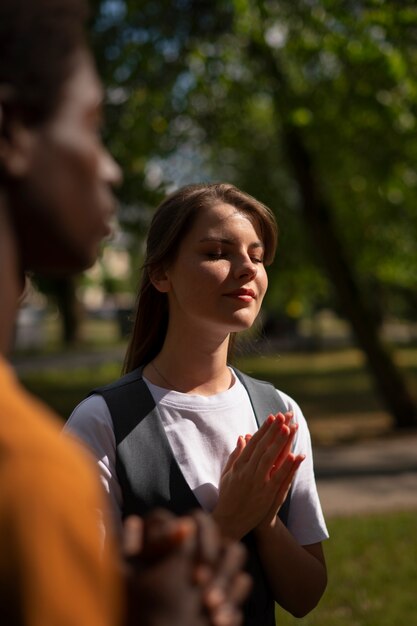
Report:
0,0,88,127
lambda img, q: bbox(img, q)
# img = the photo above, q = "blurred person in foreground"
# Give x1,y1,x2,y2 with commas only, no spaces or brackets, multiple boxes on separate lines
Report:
0,1,250,625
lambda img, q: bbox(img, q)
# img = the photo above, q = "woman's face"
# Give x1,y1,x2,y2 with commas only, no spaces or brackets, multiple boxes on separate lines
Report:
155,202,269,339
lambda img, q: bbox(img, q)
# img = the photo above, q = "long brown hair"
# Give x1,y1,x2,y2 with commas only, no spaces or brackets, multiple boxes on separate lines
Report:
123,182,278,373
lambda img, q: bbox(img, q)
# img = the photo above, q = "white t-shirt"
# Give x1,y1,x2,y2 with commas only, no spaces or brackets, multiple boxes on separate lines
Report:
65,370,328,545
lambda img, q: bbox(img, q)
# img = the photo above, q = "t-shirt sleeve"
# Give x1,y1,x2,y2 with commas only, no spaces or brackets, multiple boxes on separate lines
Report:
64,395,123,537
276,389,329,545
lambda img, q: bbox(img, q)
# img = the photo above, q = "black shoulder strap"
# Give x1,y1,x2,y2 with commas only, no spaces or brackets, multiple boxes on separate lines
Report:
91,366,200,516
233,367,292,527
91,366,152,445
233,368,288,425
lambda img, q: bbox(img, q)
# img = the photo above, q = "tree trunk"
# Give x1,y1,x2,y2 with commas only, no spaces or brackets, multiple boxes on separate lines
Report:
53,277,82,346
250,37,417,428
283,126,417,428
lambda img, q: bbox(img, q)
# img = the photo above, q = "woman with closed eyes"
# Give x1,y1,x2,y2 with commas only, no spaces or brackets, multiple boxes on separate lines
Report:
66,182,329,625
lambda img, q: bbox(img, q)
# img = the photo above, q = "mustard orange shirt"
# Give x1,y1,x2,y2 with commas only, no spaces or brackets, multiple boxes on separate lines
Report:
0,357,122,626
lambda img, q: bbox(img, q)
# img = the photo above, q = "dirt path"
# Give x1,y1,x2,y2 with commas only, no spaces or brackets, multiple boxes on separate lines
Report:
314,433,417,517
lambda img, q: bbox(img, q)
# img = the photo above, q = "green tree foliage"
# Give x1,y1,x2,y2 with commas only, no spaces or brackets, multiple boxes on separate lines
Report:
89,0,417,317
88,0,417,426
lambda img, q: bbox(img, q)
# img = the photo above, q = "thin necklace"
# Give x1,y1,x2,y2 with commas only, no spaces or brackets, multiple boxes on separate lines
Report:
150,360,234,393
150,360,178,390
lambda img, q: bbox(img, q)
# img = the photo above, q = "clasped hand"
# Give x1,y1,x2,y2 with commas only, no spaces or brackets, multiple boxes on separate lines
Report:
213,412,305,540
122,509,251,626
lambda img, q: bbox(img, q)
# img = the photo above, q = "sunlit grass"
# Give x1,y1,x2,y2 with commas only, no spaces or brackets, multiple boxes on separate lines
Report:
276,511,417,626
20,363,122,420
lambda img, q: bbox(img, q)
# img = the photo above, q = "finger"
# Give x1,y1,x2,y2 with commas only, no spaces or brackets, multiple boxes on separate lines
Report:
208,568,251,626
226,572,252,608
142,512,195,561
254,421,292,479
222,436,246,475
283,411,294,426
235,414,277,465
191,509,222,566
209,543,251,608
210,603,244,626
236,414,285,469
143,507,176,529
273,412,294,429
270,422,299,474
270,454,305,511
122,515,144,558
204,541,247,609
142,508,176,547
272,452,305,483
215,541,247,586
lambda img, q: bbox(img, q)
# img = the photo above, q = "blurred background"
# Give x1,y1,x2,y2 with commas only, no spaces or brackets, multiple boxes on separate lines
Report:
12,3,417,623
14,0,417,433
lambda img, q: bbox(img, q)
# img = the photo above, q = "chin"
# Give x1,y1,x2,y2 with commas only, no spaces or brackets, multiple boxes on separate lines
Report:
12,191,102,276
22,244,98,276
227,315,258,333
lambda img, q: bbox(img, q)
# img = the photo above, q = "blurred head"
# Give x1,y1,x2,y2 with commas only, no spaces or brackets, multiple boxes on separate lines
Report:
0,0,121,275
124,182,278,372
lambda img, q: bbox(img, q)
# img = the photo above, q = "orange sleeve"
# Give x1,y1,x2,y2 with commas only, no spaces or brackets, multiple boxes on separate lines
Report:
0,360,123,626
0,439,122,626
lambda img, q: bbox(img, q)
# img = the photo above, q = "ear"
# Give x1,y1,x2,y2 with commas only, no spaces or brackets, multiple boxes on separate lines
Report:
0,91,36,178
149,265,171,293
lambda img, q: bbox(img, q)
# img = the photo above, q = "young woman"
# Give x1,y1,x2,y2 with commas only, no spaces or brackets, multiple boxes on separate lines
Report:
66,182,328,625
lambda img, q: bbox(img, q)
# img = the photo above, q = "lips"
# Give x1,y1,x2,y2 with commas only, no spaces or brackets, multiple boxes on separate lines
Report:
224,288,256,302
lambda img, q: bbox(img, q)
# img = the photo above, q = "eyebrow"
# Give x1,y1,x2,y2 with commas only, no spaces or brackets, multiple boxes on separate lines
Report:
199,236,264,249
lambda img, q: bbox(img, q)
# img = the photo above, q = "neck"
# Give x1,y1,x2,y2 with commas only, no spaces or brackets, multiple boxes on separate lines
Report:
0,194,21,357
145,322,232,395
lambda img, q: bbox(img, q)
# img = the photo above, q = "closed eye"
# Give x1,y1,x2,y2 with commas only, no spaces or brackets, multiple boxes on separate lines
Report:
206,252,264,263
206,252,227,260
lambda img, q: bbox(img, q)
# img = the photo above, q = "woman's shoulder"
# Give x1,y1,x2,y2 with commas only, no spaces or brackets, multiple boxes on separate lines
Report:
65,393,112,432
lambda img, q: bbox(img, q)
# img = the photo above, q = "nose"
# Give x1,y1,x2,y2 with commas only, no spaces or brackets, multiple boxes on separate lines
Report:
234,254,257,281
99,149,123,186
